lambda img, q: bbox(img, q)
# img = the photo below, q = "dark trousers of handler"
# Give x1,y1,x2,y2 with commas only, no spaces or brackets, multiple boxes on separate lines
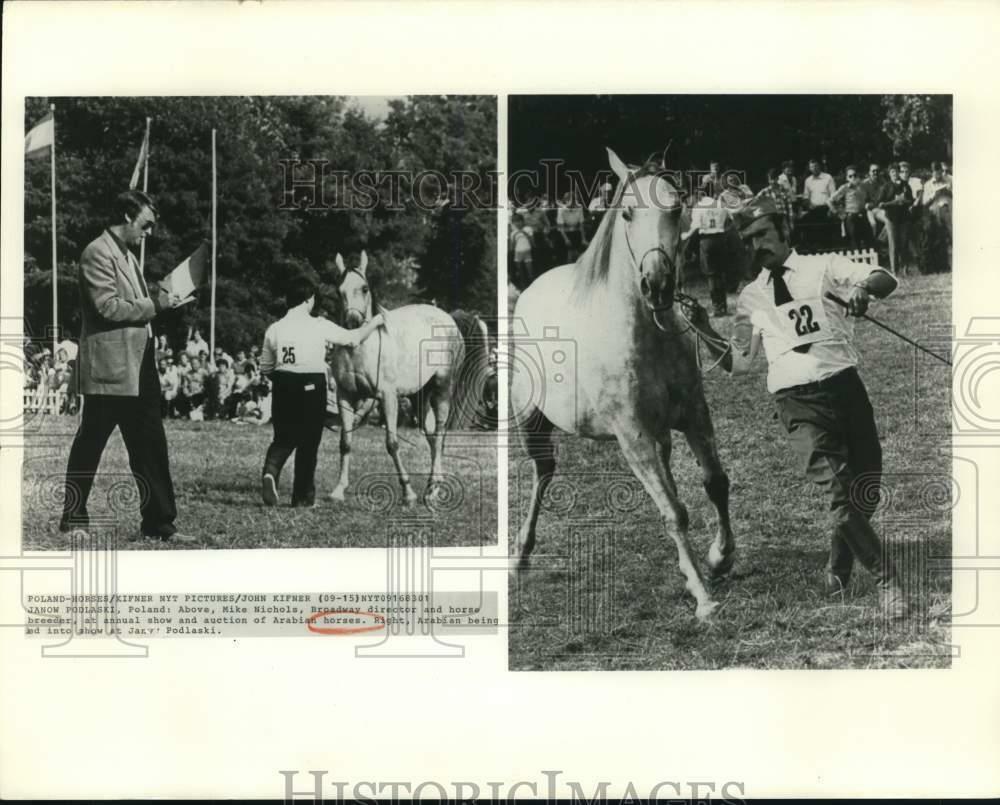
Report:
774,366,894,587
263,371,326,506
61,342,177,536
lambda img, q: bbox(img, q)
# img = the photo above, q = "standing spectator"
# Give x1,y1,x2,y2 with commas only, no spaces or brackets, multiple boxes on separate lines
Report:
700,161,725,198
899,161,923,205
248,345,261,370
874,163,913,274
799,158,838,249
212,345,234,370
861,163,887,237
509,212,535,290
154,334,170,363
803,158,837,209
756,168,796,222
59,189,188,541
828,165,875,250
777,160,798,200
522,194,551,272
158,357,180,418
556,190,587,263
942,162,952,187
185,326,209,359
683,195,733,317
213,358,236,419
922,162,951,206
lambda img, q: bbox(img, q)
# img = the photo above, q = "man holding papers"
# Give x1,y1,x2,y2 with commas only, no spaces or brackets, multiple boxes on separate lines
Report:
60,190,193,542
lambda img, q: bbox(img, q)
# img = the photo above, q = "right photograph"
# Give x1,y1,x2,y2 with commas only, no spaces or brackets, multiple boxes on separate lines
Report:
506,94,954,670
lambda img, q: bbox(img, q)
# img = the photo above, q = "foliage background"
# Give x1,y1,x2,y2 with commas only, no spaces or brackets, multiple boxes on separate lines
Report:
24,95,498,350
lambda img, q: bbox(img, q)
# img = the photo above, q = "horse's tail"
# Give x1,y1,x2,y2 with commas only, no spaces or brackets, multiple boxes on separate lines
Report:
447,309,491,429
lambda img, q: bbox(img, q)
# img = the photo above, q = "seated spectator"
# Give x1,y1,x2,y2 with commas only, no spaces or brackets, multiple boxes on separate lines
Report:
248,344,262,370
211,358,236,419
180,356,208,419
56,335,78,363
828,164,875,250
719,172,754,209
185,326,209,359
212,345,234,371
226,361,257,419
158,357,180,418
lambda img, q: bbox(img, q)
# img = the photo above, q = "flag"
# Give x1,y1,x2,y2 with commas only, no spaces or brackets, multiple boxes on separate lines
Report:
160,243,209,299
25,112,54,159
129,124,150,189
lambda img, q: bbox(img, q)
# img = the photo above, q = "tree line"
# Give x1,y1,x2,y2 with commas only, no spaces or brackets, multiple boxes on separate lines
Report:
24,95,497,351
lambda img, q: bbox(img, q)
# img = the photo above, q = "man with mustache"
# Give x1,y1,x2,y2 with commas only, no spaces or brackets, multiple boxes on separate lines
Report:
685,197,908,619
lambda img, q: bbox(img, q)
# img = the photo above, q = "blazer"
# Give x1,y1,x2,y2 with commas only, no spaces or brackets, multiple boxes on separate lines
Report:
77,230,157,396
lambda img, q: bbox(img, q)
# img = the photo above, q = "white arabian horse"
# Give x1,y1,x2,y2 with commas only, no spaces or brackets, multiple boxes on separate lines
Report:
510,149,736,619
329,251,488,506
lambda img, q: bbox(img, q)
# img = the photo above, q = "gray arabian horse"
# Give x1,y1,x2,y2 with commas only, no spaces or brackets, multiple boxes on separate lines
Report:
510,148,736,619
329,251,489,506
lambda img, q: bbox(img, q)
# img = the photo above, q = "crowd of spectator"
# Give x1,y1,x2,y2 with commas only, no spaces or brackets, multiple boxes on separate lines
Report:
508,157,954,293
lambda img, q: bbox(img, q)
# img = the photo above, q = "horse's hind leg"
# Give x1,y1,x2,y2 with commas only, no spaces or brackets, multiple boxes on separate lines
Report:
683,413,736,578
422,378,450,505
616,427,718,620
381,392,418,506
511,405,556,576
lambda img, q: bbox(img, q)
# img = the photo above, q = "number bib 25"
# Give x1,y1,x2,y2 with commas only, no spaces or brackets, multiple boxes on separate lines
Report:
769,296,832,354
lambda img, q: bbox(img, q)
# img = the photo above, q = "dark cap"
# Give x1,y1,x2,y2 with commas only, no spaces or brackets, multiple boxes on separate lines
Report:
731,197,782,232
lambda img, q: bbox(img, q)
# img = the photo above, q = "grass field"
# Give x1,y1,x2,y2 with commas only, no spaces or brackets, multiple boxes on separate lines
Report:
22,419,497,550
509,274,953,670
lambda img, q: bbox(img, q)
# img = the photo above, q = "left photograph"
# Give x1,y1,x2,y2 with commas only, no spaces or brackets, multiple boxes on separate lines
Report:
21,95,499,550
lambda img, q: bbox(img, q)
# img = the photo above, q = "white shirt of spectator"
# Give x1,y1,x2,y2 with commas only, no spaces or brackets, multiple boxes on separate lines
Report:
777,173,797,197
186,335,209,358
921,177,950,205
907,176,924,202
260,306,359,375
690,196,729,234
57,338,78,361
803,172,837,207
731,250,884,393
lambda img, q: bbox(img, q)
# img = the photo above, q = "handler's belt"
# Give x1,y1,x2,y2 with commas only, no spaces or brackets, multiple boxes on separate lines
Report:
776,366,858,396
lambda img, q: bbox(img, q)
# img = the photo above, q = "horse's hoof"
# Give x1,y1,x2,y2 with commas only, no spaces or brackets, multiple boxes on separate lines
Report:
328,489,346,502
402,491,418,508
707,545,736,579
695,600,720,621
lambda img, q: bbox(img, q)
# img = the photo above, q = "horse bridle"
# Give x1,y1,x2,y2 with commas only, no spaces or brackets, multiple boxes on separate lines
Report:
335,267,384,432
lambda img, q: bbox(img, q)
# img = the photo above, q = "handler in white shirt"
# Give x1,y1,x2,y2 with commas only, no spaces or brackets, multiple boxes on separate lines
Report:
685,196,909,620
260,274,383,507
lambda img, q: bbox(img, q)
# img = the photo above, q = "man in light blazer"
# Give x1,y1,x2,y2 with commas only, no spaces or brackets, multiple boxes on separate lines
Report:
60,190,191,542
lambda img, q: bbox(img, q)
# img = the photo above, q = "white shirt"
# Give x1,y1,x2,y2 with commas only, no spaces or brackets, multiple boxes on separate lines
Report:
921,178,950,205
777,173,797,197
689,196,730,235
57,338,78,361
803,172,837,207
260,307,358,375
732,250,883,393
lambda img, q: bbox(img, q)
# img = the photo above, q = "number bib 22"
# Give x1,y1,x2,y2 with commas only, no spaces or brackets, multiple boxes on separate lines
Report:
770,296,832,354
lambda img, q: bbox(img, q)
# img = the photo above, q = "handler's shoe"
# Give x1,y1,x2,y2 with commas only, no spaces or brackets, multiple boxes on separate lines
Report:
878,582,910,621
262,473,278,507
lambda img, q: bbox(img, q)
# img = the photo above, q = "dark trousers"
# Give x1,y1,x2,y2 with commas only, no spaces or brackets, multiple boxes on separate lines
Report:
844,212,874,250
61,342,177,536
699,234,728,310
774,367,892,584
263,372,326,506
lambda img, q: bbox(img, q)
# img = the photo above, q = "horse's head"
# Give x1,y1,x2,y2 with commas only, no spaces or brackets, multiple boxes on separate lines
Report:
334,250,372,329
608,147,683,311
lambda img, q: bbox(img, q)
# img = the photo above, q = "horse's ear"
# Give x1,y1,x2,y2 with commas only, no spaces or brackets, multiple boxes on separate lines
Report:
359,250,368,277
661,140,673,170
606,148,631,183
335,253,347,278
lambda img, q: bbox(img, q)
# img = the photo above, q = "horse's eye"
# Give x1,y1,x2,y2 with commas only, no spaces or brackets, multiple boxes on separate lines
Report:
622,206,634,222
361,286,369,294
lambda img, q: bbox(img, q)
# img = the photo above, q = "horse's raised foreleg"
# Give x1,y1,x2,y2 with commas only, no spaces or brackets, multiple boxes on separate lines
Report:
511,406,556,577
329,399,354,502
422,381,451,506
616,427,718,620
683,419,736,579
382,391,417,507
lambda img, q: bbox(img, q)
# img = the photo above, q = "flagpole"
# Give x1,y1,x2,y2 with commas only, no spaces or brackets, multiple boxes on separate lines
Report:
50,103,58,358
210,128,217,360
139,116,151,271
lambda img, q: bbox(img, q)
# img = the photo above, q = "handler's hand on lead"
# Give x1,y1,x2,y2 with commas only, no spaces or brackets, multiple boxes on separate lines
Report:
848,285,870,317
371,313,386,328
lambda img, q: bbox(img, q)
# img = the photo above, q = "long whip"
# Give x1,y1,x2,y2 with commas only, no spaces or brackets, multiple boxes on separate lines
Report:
824,292,951,366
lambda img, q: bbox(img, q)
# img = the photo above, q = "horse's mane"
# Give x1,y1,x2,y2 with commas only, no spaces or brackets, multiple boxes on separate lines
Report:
571,164,681,299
